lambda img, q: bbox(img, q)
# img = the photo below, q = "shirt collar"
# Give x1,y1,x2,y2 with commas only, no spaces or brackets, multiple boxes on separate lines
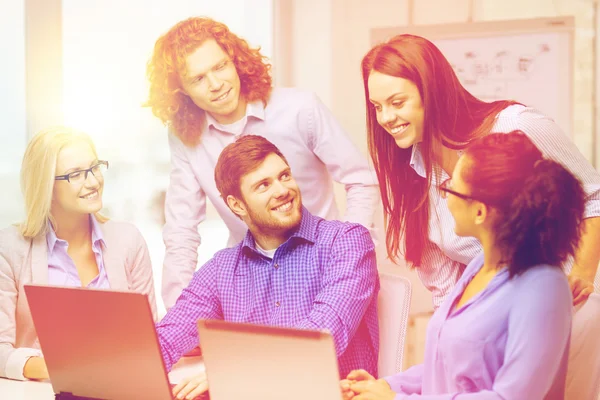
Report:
409,143,427,179
204,98,266,132
46,214,106,256
241,206,318,255
89,214,106,249
46,224,59,256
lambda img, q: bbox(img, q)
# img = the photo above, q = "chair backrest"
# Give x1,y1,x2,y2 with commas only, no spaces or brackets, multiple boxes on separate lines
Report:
565,293,600,400
377,272,412,377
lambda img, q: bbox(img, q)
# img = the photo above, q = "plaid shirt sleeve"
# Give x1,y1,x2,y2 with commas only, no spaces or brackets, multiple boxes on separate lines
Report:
156,258,223,371
294,224,378,356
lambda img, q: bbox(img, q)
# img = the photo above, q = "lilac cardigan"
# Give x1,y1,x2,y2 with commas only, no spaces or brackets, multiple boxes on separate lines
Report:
0,219,157,380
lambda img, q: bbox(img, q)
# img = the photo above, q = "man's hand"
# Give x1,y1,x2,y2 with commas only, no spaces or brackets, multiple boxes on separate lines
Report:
23,356,49,380
568,273,594,306
172,371,209,400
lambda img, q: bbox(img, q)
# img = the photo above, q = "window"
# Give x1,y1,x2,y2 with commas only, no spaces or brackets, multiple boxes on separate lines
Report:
61,0,273,315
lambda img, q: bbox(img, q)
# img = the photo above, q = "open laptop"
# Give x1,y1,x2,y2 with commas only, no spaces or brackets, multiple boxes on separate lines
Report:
197,319,343,400
24,285,178,400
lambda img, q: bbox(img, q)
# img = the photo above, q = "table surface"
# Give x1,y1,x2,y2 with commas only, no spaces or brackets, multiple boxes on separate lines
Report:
0,356,204,399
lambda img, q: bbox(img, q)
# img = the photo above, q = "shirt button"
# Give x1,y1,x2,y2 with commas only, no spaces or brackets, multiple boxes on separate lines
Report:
275,301,280,307
274,263,279,269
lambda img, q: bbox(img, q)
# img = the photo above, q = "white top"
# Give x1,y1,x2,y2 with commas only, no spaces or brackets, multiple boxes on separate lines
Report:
410,105,600,308
254,242,277,259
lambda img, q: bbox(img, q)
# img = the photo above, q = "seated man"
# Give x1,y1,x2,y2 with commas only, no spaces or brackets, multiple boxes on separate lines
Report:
157,135,379,396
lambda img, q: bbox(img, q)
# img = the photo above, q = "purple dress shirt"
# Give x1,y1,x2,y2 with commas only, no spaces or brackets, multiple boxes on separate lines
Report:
46,215,110,289
385,252,572,399
156,207,380,377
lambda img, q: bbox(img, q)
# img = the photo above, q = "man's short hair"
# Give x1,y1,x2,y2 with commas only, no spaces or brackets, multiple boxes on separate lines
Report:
215,135,289,203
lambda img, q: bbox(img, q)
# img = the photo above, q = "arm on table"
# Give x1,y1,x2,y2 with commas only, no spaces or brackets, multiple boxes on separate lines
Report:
162,132,207,310
0,241,44,380
156,258,222,372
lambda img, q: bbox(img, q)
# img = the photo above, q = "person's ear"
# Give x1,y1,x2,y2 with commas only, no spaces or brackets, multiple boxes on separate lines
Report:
227,195,247,218
474,202,488,226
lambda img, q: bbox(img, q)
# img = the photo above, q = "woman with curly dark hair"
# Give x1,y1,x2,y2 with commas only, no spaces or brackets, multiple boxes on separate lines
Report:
342,131,582,399
145,17,379,310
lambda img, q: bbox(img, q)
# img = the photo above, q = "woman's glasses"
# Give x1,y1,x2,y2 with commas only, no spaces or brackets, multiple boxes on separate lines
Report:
439,178,479,202
55,160,109,184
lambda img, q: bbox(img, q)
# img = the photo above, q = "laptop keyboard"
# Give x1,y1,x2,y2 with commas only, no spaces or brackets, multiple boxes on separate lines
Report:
55,388,210,399
55,394,103,400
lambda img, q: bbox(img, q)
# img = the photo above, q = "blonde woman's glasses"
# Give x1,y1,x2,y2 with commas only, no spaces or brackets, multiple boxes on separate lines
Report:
55,160,109,184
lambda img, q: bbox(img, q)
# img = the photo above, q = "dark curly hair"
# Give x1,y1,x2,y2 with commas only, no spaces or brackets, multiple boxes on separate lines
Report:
145,17,272,146
462,131,585,276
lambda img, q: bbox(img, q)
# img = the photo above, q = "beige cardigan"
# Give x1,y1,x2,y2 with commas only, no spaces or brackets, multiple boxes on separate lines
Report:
0,220,157,380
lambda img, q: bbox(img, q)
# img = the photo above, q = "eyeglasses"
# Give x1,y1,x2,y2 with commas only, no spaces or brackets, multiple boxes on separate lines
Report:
439,178,479,202
55,161,109,184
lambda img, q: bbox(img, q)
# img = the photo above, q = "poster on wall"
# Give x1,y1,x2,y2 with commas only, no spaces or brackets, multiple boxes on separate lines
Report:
370,17,574,137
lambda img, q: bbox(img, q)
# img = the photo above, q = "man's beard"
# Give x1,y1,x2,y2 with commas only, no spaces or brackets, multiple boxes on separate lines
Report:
245,195,303,236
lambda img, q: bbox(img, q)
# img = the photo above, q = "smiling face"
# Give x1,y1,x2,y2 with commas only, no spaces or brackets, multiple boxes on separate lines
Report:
180,38,246,124
51,140,104,219
367,71,425,149
229,153,302,243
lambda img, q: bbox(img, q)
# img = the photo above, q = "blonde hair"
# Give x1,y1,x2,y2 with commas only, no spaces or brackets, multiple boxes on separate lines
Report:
19,126,108,238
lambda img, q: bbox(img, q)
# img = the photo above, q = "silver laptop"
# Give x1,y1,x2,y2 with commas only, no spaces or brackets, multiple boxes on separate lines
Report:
24,285,175,400
197,319,343,400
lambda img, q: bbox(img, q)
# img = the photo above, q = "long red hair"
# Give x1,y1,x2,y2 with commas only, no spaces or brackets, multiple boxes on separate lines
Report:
145,17,272,146
362,34,517,266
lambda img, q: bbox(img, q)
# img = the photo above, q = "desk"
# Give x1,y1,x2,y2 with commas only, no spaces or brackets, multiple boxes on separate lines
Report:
0,356,204,400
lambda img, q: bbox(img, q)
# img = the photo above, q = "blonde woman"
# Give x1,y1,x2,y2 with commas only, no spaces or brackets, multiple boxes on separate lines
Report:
0,127,157,381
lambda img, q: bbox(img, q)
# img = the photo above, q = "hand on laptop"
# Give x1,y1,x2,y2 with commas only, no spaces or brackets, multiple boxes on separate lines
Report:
172,371,209,400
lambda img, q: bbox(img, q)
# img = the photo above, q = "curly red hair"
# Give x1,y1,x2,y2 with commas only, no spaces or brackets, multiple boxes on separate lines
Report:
145,17,272,146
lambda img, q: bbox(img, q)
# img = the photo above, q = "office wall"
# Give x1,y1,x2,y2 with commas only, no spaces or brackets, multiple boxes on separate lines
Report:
288,0,598,312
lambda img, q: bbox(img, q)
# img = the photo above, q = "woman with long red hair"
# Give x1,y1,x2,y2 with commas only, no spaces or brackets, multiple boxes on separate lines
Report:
358,33,600,399
361,34,599,308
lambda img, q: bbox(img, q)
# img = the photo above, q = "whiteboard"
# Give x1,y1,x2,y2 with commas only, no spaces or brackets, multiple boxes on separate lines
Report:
371,17,574,137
